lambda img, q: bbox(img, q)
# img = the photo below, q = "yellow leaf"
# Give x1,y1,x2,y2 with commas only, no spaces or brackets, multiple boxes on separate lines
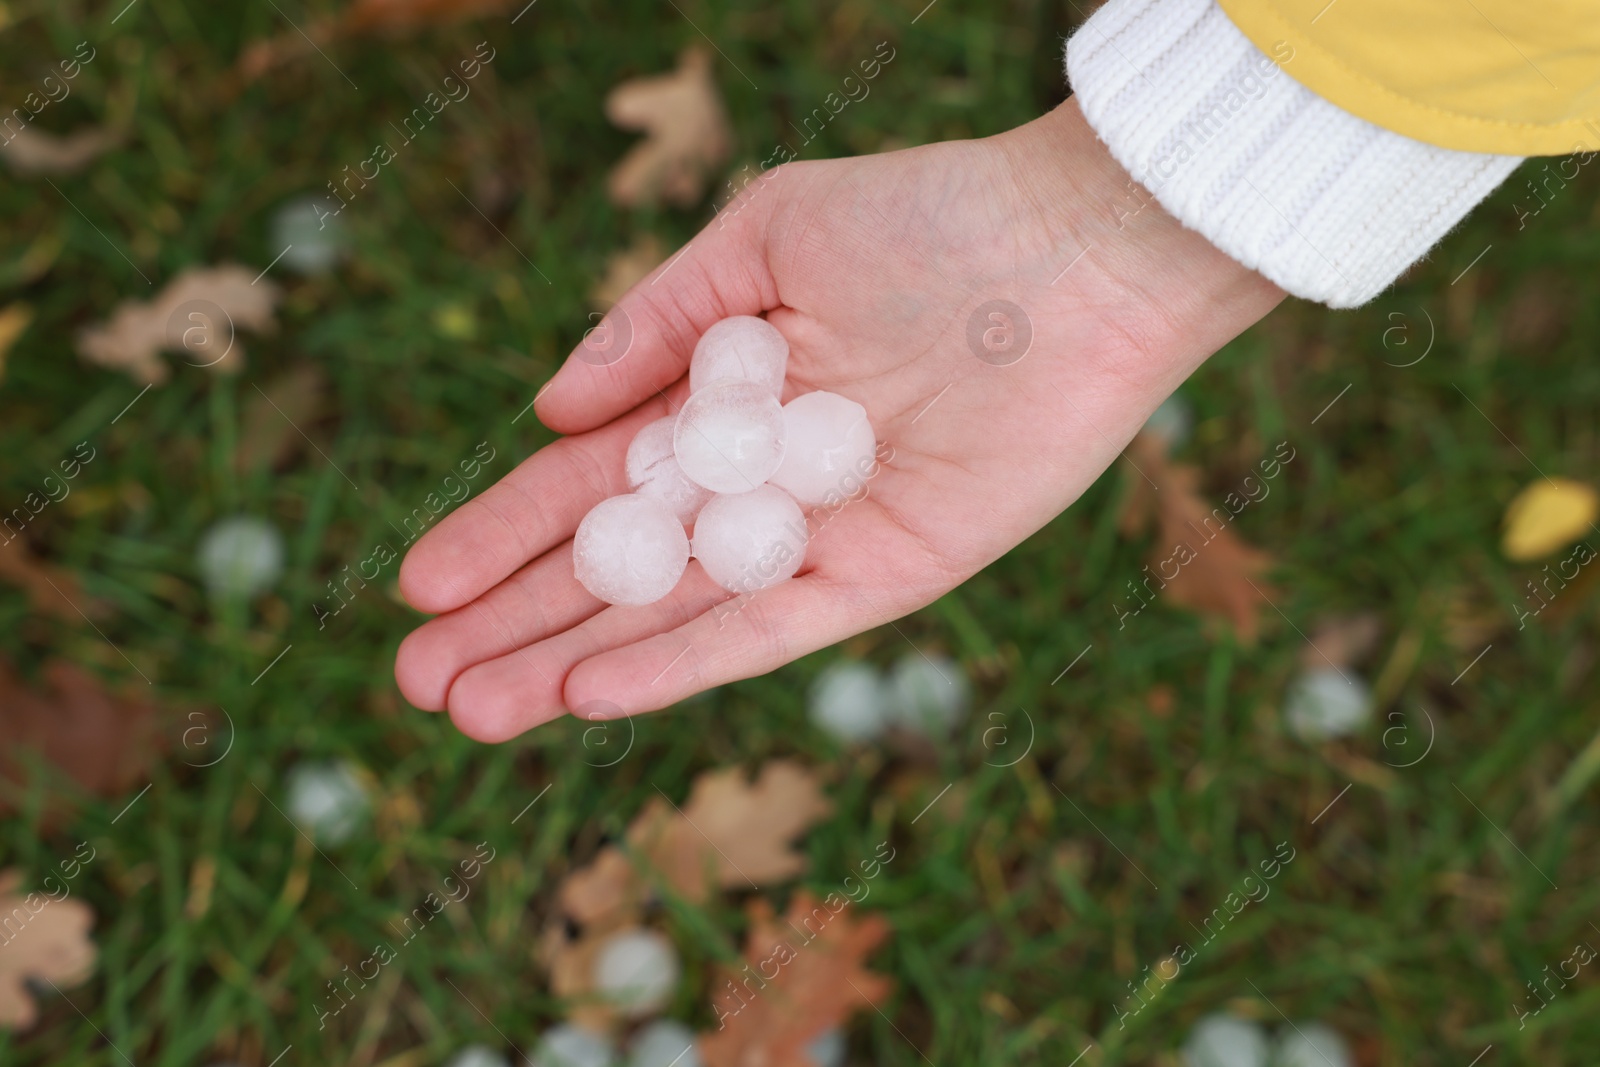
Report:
0,303,30,381
1502,477,1599,561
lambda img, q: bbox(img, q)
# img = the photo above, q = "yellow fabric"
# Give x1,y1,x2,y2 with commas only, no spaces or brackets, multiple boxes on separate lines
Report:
1217,0,1600,155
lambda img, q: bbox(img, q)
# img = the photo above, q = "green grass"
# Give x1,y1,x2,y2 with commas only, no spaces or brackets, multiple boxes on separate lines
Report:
3,0,1600,1064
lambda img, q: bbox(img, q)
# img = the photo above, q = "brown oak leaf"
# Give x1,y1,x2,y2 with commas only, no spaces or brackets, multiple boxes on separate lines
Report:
0,869,98,1030
605,47,733,208
0,659,160,820
560,760,832,928
699,890,893,1067
237,364,329,473
77,265,281,384
537,910,643,1034
1123,432,1278,644
0,126,116,177
590,234,666,310
0,542,106,624
342,0,512,32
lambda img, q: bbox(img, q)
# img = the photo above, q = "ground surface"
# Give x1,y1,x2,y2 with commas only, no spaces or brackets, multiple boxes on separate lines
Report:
2,1,1599,1064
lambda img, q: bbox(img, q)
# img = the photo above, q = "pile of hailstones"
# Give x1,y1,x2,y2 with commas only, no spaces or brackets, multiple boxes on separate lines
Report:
575,316,877,605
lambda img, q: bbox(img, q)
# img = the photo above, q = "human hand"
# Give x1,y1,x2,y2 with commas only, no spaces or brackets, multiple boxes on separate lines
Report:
394,98,1283,741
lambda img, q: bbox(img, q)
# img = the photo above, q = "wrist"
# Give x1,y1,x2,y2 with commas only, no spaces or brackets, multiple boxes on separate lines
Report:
993,97,1284,392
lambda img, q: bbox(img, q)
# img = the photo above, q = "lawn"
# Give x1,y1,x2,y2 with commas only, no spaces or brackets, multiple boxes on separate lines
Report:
3,0,1600,1064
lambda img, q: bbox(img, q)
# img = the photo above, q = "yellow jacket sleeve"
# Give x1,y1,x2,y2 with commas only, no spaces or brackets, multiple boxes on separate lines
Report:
1218,0,1600,155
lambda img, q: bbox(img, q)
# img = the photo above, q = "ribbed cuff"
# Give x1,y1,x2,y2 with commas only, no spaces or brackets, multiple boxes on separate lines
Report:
1065,0,1523,308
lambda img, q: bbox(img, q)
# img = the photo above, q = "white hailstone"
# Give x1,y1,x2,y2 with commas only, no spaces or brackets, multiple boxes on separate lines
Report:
626,1020,702,1067
691,486,808,593
806,1029,846,1067
808,660,888,742
270,194,345,275
674,380,787,494
574,495,690,606
1183,1014,1270,1067
767,391,877,505
529,1025,615,1067
593,928,680,1018
1142,392,1193,448
688,315,788,396
626,416,713,524
198,515,285,601
1272,1023,1353,1067
884,654,970,736
446,1046,512,1067
284,761,369,845
1284,667,1372,741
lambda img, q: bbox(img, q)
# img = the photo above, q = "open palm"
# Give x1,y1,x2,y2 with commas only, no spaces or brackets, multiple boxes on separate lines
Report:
394,100,1280,741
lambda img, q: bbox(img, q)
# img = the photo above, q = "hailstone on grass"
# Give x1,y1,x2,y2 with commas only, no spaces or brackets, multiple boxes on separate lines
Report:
674,379,787,494
806,1028,846,1067
574,315,875,607
1183,1014,1270,1067
625,1020,702,1067
808,660,889,742
768,391,877,505
689,315,788,396
270,194,345,275
626,416,713,524
593,928,680,1018
198,515,285,601
529,1025,615,1067
574,495,690,606
1284,667,1372,741
691,486,808,593
1142,392,1193,448
1272,1023,1353,1067
445,1046,512,1067
884,654,970,735
284,760,369,845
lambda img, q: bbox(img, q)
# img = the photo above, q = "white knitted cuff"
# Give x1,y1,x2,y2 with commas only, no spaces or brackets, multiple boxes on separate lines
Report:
1065,0,1524,307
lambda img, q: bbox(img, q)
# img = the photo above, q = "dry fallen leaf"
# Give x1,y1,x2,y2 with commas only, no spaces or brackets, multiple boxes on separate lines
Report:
627,759,832,902
1502,477,1598,562
559,760,832,928
0,542,107,624
605,47,733,208
1123,433,1278,644
343,0,511,31
0,302,31,381
558,844,645,928
239,0,505,80
1438,586,1501,653
0,126,116,177
0,658,161,819
590,234,666,310
699,890,893,1067
77,265,281,384
0,870,97,1030
1300,613,1383,670
237,364,329,473
537,909,643,1034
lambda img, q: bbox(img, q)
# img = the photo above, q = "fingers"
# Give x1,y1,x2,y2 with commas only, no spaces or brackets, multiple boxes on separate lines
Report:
533,202,780,436
398,401,666,614
444,564,733,742
394,543,601,711
563,572,870,715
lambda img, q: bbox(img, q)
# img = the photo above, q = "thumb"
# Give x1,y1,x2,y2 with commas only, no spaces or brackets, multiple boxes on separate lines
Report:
534,196,779,435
